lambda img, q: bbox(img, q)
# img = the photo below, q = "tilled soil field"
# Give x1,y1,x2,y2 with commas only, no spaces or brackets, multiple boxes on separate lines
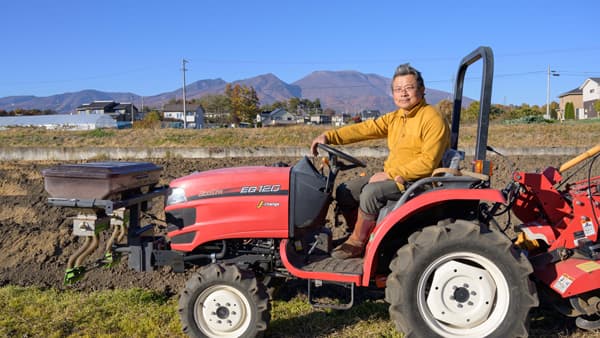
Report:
0,154,580,290
0,154,596,336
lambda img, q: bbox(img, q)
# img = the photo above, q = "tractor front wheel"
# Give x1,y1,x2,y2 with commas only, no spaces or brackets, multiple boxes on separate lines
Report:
179,264,271,338
385,219,538,338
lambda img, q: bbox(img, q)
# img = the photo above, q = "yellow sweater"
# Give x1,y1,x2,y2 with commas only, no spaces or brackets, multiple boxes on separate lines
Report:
325,100,450,186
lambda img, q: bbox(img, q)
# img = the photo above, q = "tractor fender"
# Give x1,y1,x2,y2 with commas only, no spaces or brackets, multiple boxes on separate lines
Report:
361,188,506,285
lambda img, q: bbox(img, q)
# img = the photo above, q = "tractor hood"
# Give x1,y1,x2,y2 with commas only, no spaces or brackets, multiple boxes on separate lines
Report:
168,165,292,204
165,165,292,251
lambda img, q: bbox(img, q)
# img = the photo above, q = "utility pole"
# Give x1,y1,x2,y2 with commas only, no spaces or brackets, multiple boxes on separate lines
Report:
182,58,188,129
546,65,560,119
131,95,134,127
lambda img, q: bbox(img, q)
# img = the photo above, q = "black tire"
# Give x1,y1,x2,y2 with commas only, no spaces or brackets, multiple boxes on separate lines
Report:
178,264,271,338
385,219,538,338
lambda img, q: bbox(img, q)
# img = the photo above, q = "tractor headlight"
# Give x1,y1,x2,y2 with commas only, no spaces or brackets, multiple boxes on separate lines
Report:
166,187,187,206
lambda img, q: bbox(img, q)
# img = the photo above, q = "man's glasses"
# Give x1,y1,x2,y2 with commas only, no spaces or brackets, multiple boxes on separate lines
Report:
392,85,418,93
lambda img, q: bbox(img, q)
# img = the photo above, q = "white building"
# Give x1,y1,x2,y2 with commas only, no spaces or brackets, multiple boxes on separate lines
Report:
580,78,600,119
163,103,205,129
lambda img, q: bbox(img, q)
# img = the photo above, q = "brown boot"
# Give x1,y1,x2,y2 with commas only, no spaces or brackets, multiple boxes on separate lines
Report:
331,210,377,259
341,208,358,233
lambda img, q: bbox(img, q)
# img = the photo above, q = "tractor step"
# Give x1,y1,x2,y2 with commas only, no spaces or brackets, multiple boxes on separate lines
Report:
302,255,363,274
307,279,354,310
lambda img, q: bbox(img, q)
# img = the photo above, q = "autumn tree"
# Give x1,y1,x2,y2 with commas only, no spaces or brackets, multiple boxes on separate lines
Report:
225,84,260,124
490,104,506,120
514,105,543,119
435,99,453,122
461,101,480,122
594,100,600,115
541,101,559,119
457,101,507,123
135,110,162,129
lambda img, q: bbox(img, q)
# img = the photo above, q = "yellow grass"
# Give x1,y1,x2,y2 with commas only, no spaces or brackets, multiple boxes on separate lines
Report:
0,121,598,149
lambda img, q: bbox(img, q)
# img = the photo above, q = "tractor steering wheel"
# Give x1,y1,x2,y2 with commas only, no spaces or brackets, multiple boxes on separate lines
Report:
317,143,366,169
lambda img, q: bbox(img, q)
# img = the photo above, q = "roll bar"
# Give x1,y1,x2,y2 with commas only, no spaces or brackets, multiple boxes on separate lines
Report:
450,46,494,165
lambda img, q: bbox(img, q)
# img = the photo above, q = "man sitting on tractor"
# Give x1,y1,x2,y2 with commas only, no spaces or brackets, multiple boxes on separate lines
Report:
310,63,450,259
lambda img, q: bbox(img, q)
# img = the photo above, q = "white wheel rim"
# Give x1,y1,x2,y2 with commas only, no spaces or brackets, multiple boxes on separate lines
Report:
195,285,252,337
417,252,510,337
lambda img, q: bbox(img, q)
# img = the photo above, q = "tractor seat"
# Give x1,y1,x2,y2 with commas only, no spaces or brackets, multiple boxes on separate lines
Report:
376,148,487,223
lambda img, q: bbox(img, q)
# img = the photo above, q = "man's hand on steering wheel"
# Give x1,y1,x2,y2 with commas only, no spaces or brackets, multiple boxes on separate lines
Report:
315,143,366,169
310,133,328,156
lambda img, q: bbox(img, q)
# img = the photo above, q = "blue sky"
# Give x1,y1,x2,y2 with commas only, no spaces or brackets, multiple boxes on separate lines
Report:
1,0,599,106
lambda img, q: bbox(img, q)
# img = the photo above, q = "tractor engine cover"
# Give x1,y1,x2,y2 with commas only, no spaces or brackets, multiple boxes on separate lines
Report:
165,165,292,251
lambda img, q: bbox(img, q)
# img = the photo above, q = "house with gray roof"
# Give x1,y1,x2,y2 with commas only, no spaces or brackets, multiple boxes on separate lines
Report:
256,108,297,126
76,100,139,123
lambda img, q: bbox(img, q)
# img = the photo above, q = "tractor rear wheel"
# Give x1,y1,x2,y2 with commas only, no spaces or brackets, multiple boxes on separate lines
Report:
385,219,538,338
179,264,271,338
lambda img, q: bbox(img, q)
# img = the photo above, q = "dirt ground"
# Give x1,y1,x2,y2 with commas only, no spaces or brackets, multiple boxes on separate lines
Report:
0,154,595,335
0,154,581,290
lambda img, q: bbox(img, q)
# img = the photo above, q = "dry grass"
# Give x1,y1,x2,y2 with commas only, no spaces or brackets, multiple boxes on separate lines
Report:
0,120,598,149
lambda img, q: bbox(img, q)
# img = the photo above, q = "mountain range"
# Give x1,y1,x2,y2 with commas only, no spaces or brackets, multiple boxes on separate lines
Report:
0,71,461,114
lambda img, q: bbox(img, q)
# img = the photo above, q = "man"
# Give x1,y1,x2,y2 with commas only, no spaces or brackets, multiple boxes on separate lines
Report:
310,63,450,259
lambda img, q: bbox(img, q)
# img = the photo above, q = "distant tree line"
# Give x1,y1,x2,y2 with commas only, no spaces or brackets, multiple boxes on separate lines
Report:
0,109,58,116
434,99,562,123
261,97,324,116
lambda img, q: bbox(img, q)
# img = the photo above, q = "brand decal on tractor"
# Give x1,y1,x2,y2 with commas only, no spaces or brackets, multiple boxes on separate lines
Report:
197,189,223,198
241,184,281,194
257,200,280,208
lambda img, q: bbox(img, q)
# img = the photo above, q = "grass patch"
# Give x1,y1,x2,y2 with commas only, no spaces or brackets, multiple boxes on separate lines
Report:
0,286,183,338
270,295,399,337
2,281,599,337
85,128,116,138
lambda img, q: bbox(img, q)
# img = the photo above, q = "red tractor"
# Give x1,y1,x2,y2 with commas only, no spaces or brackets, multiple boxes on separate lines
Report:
44,47,600,338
